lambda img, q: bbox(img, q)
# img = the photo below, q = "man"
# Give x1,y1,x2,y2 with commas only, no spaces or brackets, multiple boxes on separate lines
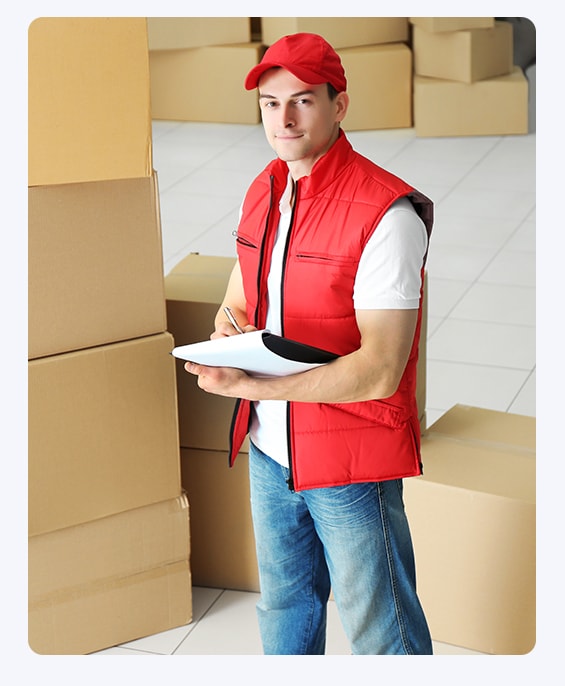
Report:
185,33,433,655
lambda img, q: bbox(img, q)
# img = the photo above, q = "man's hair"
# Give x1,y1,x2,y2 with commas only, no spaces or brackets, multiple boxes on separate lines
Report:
327,83,339,100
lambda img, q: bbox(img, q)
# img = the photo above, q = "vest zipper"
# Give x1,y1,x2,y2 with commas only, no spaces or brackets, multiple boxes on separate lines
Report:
255,176,276,328
279,181,298,338
285,402,294,491
281,179,299,491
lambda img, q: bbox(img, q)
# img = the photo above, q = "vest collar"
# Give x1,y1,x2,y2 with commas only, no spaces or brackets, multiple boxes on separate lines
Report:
266,130,355,199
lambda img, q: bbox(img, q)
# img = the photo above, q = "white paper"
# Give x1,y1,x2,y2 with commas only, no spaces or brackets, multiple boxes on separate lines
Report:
171,330,335,377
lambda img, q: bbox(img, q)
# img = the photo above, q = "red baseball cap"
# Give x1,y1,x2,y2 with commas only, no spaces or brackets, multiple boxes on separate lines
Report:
244,33,347,92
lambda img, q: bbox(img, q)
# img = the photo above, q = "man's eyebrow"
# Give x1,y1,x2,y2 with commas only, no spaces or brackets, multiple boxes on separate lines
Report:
258,89,316,100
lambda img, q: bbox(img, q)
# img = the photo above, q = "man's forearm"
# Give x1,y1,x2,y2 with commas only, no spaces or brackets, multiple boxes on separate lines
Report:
190,345,402,405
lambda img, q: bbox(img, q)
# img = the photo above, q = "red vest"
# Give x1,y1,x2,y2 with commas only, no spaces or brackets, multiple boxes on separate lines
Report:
230,131,433,490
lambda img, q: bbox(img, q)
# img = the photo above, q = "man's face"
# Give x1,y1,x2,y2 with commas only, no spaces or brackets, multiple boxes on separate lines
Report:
257,68,348,179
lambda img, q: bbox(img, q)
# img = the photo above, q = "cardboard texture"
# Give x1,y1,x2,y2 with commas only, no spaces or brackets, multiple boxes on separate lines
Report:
181,448,259,592
261,17,408,48
29,495,191,654
339,44,412,131
409,17,495,33
28,17,152,186
404,405,535,654
414,67,528,137
28,333,182,536
165,254,248,452
150,43,264,123
147,17,251,49
166,254,427,450
413,21,514,83
28,175,167,360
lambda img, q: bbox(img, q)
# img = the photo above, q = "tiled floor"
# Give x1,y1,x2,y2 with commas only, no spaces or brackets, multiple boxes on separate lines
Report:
96,120,535,656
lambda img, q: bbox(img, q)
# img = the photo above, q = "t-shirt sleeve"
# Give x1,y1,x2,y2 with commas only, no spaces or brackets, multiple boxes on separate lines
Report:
353,197,428,310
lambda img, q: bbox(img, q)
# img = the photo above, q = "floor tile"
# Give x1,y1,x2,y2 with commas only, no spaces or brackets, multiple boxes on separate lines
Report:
169,167,257,199
479,249,536,287
426,360,533,415
93,646,156,655
427,318,535,370
345,127,415,164
92,586,222,655
430,214,519,251
450,282,535,327
505,218,535,252
425,243,501,282
158,190,240,233
174,590,263,655
203,144,275,173
426,278,472,319
507,369,536,416
437,187,535,222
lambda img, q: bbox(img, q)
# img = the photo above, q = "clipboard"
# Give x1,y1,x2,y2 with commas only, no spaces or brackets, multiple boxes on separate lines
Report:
171,329,338,377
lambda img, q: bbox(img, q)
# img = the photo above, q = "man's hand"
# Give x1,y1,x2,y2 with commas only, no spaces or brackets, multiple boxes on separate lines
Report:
184,361,250,398
211,320,256,339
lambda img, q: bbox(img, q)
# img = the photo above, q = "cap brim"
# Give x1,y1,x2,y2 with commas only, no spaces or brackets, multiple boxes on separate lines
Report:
244,62,332,91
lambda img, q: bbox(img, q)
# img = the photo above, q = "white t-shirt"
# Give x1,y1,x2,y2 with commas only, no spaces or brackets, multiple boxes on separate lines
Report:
249,175,428,467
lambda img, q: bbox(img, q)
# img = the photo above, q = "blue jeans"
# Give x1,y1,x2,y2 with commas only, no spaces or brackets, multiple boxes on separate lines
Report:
248,442,433,655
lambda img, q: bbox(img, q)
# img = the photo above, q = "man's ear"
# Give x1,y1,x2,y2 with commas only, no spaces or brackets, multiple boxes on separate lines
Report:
335,92,350,123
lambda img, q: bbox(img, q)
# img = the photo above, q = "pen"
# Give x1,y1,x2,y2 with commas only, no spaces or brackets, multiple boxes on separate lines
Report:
223,306,245,334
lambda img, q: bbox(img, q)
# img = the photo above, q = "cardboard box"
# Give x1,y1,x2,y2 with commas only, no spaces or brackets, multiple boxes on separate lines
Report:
150,43,264,123
29,496,192,654
28,17,152,186
261,17,408,47
28,333,182,536
414,67,528,137
404,405,535,654
165,254,247,452
147,17,250,49
413,21,513,83
28,174,167,360
181,448,259,591
409,17,495,32
340,43,412,131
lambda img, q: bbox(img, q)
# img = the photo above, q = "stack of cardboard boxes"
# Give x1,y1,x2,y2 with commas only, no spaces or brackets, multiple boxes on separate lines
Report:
164,254,259,591
147,16,533,137
148,17,413,130
28,18,191,654
411,17,529,136
147,17,264,124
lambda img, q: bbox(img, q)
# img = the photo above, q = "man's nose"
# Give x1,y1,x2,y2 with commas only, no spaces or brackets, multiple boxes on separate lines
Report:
280,103,295,128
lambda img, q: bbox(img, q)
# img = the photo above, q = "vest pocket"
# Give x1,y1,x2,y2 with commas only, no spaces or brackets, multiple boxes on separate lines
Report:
330,399,409,429
234,232,258,250
295,252,357,267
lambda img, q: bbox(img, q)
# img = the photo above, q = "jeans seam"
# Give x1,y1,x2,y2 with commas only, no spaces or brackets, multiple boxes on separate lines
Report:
301,538,316,654
378,481,413,655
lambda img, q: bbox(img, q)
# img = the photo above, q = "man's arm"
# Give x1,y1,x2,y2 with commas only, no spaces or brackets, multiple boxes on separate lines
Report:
186,305,418,403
